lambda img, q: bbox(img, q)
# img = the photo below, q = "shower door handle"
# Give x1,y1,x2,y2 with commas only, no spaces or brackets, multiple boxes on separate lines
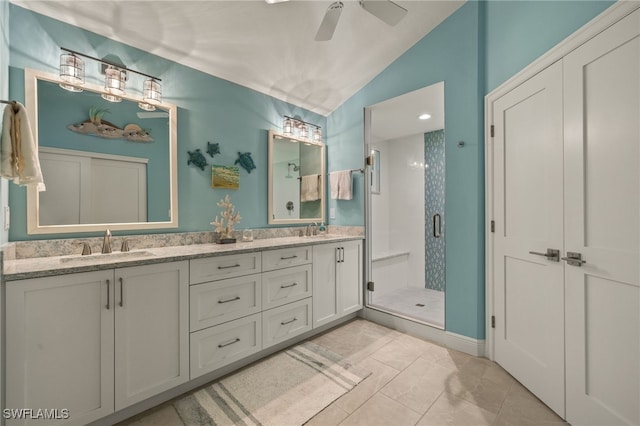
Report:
433,214,442,238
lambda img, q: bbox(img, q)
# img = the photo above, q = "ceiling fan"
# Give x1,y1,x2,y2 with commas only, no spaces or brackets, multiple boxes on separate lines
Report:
266,0,408,41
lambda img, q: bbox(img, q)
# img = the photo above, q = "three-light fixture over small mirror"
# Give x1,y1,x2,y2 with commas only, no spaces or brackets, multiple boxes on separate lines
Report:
59,47,162,111
282,115,322,143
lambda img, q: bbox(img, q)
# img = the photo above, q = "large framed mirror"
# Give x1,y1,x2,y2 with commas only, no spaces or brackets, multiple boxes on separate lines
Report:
268,130,325,224
25,68,178,235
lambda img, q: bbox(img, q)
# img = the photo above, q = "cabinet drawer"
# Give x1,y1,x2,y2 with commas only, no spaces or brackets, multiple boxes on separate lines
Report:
190,275,262,331
190,314,262,379
262,264,312,310
262,246,312,272
190,252,261,284
262,298,312,349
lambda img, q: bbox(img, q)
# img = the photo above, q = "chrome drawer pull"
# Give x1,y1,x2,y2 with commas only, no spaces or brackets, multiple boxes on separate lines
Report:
218,296,241,304
281,317,297,325
218,264,241,270
218,338,241,348
280,255,298,260
106,279,110,310
119,277,124,307
280,282,298,289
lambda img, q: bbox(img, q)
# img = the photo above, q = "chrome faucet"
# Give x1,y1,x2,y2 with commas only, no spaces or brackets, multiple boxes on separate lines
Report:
102,229,112,254
306,222,318,237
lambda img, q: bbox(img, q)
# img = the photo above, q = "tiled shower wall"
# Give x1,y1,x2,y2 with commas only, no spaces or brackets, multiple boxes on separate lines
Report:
424,129,445,291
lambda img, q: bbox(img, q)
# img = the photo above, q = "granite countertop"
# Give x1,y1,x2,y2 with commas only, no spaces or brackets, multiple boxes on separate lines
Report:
3,235,363,281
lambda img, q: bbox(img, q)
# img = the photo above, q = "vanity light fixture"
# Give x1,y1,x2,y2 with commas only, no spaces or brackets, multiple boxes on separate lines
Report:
102,66,126,102
59,53,85,92
59,47,162,109
282,115,322,142
299,123,309,140
283,117,294,136
313,126,322,142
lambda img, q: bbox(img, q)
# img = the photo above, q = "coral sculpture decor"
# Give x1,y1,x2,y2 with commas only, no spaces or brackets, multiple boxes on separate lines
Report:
210,195,241,243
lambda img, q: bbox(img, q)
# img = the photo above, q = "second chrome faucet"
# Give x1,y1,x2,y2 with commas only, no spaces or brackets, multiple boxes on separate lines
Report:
102,229,112,254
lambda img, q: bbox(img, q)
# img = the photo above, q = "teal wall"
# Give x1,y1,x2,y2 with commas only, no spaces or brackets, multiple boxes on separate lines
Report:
7,4,326,240
327,0,614,339
484,0,613,93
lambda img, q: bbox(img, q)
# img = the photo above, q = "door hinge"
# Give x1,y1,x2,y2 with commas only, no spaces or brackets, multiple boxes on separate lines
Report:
491,315,496,328
366,154,373,166
367,281,375,291
490,125,495,138
490,220,495,233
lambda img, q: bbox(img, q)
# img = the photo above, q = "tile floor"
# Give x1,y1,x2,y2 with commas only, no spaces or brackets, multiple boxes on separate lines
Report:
121,319,566,426
370,287,445,329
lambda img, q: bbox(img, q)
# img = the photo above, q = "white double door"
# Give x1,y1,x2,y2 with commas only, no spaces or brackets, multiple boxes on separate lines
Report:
491,8,640,425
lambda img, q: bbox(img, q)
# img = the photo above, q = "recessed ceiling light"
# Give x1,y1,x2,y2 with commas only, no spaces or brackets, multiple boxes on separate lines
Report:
418,113,431,120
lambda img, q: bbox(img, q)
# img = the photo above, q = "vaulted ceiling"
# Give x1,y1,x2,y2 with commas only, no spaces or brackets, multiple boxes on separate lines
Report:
11,0,464,116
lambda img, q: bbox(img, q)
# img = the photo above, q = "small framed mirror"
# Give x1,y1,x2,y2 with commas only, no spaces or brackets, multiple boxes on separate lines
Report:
268,130,325,224
24,68,178,235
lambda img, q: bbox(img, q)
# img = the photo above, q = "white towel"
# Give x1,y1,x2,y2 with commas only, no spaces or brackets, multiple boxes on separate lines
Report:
1,102,46,191
330,170,352,200
300,174,320,202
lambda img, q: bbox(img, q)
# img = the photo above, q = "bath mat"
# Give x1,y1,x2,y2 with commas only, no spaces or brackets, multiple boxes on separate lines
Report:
173,341,370,426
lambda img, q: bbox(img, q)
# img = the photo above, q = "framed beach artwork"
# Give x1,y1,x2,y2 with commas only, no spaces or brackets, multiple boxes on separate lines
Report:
211,165,240,189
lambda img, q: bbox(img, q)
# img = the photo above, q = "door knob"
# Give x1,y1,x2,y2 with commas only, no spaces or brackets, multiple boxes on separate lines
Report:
529,248,560,262
561,252,586,267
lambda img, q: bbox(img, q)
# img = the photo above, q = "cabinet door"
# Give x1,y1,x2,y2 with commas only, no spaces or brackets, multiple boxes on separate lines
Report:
6,271,114,426
312,242,339,327
114,261,189,410
339,240,363,315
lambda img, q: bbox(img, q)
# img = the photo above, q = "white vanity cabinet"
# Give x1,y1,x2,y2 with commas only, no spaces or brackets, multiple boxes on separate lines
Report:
3,237,363,425
312,240,363,327
5,261,189,425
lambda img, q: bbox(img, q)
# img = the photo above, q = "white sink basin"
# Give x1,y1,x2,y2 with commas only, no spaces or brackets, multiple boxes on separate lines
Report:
60,250,155,263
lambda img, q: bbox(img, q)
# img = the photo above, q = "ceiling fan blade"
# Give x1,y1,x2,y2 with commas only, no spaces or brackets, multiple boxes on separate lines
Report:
315,1,344,42
359,0,407,26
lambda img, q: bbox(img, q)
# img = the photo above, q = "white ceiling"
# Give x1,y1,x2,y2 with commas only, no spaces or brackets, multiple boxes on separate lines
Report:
11,0,464,116
369,80,444,143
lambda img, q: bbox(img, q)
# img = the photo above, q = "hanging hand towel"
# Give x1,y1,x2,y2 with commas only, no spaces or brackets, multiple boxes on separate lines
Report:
337,170,352,200
1,102,46,191
329,171,340,199
330,170,352,200
300,174,320,202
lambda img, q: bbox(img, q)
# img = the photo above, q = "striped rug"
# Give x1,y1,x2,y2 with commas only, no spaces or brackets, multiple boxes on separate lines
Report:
174,341,370,426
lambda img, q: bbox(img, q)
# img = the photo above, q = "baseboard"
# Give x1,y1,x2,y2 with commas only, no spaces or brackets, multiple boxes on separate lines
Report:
361,307,485,357
444,331,485,357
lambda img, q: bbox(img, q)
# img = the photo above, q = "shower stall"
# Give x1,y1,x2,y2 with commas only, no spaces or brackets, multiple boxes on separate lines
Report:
364,82,446,329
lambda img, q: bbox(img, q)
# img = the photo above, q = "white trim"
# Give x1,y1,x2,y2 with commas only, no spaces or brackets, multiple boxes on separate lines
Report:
361,308,485,357
484,1,640,361
39,146,149,164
